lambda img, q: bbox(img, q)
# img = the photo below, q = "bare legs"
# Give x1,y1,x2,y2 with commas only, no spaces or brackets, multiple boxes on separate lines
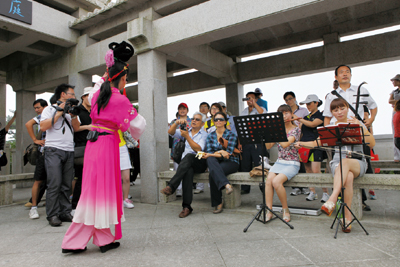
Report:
31,180,43,206
121,169,130,200
265,172,289,220
326,158,360,220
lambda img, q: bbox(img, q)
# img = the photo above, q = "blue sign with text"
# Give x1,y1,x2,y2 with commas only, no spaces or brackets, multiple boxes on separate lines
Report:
0,0,32,24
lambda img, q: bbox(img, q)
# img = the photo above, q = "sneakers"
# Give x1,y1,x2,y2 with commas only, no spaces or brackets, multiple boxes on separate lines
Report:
306,192,318,201
71,209,75,217
290,188,301,196
194,183,204,194
128,194,132,199
194,189,204,194
301,188,310,195
369,190,376,200
29,208,39,219
130,182,135,186
321,193,330,203
123,199,134,209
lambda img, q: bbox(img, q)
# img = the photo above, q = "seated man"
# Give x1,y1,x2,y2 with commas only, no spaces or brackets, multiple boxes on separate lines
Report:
160,112,208,218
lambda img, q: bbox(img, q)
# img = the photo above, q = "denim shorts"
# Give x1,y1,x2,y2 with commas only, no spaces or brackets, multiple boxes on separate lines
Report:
329,159,367,178
269,160,300,181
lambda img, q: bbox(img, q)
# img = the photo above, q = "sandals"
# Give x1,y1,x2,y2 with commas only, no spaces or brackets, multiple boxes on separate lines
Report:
225,184,233,195
340,218,352,233
321,201,335,216
282,208,291,222
213,202,223,214
265,210,273,222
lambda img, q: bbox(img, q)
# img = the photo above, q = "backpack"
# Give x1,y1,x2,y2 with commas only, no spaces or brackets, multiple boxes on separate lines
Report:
172,138,186,164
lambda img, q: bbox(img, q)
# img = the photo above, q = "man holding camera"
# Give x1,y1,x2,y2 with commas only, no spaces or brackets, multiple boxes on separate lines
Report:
40,84,80,226
240,91,267,194
161,112,208,218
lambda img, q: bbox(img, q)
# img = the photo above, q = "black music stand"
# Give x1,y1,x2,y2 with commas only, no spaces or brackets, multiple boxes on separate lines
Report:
233,112,294,232
318,123,369,238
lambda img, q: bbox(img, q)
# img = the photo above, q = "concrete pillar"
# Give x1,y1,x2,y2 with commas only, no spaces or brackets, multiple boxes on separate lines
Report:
225,83,244,116
15,90,36,174
137,50,169,204
68,73,92,99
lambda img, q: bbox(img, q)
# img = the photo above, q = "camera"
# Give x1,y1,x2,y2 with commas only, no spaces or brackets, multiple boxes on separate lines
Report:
180,124,187,131
242,97,250,101
56,99,80,116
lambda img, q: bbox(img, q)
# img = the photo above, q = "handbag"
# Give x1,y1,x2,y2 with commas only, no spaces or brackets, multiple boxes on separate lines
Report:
172,138,186,164
298,147,311,163
249,165,268,177
23,143,39,166
218,137,242,158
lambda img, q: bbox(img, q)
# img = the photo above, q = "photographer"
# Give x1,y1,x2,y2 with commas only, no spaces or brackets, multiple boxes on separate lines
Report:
40,83,80,226
71,87,93,215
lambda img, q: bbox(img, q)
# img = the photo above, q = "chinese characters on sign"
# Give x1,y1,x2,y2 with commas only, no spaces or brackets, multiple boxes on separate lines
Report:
0,0,32,24
9,0,24,17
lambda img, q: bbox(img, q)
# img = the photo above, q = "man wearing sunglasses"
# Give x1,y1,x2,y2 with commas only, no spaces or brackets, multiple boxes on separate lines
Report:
161,112,208,218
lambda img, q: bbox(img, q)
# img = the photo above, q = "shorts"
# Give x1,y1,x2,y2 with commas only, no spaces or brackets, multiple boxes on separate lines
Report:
269,160,300,181
33,152,47,181
308,149,327,162
329,159,367,178
120,145,132,171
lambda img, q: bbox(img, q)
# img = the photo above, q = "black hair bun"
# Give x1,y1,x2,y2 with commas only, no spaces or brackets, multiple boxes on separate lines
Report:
108,41,134,62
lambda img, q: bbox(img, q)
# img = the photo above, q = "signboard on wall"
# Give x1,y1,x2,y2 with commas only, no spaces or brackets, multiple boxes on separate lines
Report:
0,0,32,25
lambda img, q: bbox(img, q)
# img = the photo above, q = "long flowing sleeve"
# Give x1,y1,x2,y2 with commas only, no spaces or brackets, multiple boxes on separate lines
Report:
88,77,105,105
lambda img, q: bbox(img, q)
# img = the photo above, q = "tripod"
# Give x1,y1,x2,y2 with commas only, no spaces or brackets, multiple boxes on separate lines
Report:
233,113,294,232
319,123,369,238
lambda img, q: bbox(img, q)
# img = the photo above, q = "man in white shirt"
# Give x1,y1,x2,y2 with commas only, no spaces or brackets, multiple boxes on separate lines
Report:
40,84,80,226
323,65,378,126
240,91,267,194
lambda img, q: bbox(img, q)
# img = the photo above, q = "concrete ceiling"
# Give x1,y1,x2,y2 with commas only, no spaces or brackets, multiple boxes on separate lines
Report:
1,0,400,92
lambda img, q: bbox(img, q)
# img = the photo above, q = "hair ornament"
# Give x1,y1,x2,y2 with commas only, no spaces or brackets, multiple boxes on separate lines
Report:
105,49,115,68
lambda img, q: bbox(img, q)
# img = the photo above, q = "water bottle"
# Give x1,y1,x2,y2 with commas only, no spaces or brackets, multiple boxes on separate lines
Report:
336,196,343,219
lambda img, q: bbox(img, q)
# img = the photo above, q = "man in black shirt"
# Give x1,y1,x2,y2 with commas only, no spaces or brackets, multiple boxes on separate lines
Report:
71,87,92,215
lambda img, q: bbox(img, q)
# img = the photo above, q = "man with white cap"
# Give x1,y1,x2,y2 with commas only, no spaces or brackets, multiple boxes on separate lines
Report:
254,88,268,112
71,87,93,215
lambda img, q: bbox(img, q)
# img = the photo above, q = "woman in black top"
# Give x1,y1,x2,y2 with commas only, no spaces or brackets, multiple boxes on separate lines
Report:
294,94,330,202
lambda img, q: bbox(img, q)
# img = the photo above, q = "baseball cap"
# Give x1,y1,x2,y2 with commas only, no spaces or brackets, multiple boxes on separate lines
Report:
178,102,188,109
299,94,320,105
218,101,226,107
82,87,93,96
391,74,400,81
254,88,262,94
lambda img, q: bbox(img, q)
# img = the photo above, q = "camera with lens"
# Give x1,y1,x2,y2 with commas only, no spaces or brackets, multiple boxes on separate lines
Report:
56,99,80,116
180,123,187,131
242,97,250,101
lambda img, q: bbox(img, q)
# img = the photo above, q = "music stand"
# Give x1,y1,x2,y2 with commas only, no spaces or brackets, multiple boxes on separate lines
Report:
233,112,294,232
318,123,369,238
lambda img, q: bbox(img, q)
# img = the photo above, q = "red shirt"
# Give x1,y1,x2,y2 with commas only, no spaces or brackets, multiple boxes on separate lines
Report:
393,112,400,138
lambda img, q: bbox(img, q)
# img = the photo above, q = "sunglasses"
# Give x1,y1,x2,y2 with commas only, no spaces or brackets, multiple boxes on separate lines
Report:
191,118,202,122
214,118,225,122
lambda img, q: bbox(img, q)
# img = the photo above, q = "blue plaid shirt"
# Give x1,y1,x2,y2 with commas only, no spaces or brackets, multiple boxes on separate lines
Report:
205,129,239,165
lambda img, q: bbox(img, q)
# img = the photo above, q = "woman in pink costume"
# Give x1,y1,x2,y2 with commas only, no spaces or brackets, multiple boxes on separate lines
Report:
62,42,145,253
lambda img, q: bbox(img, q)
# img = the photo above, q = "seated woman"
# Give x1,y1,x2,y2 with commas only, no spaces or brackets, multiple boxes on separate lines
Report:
295,98,375,233
201,112,239,214
204,103,231,133
264,105,301,223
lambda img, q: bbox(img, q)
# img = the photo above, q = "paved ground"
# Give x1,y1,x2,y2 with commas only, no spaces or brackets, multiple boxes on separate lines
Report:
1,180,400,266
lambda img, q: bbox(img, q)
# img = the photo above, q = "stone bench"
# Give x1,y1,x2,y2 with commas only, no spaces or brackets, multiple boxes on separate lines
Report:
158,171,400,219
0,173,34,205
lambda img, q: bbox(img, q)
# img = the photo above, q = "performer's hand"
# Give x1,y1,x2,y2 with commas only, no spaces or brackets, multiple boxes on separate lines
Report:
364,117,373,128
294,142,302,149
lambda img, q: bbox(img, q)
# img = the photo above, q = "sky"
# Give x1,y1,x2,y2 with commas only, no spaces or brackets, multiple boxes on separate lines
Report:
5,25,400,136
